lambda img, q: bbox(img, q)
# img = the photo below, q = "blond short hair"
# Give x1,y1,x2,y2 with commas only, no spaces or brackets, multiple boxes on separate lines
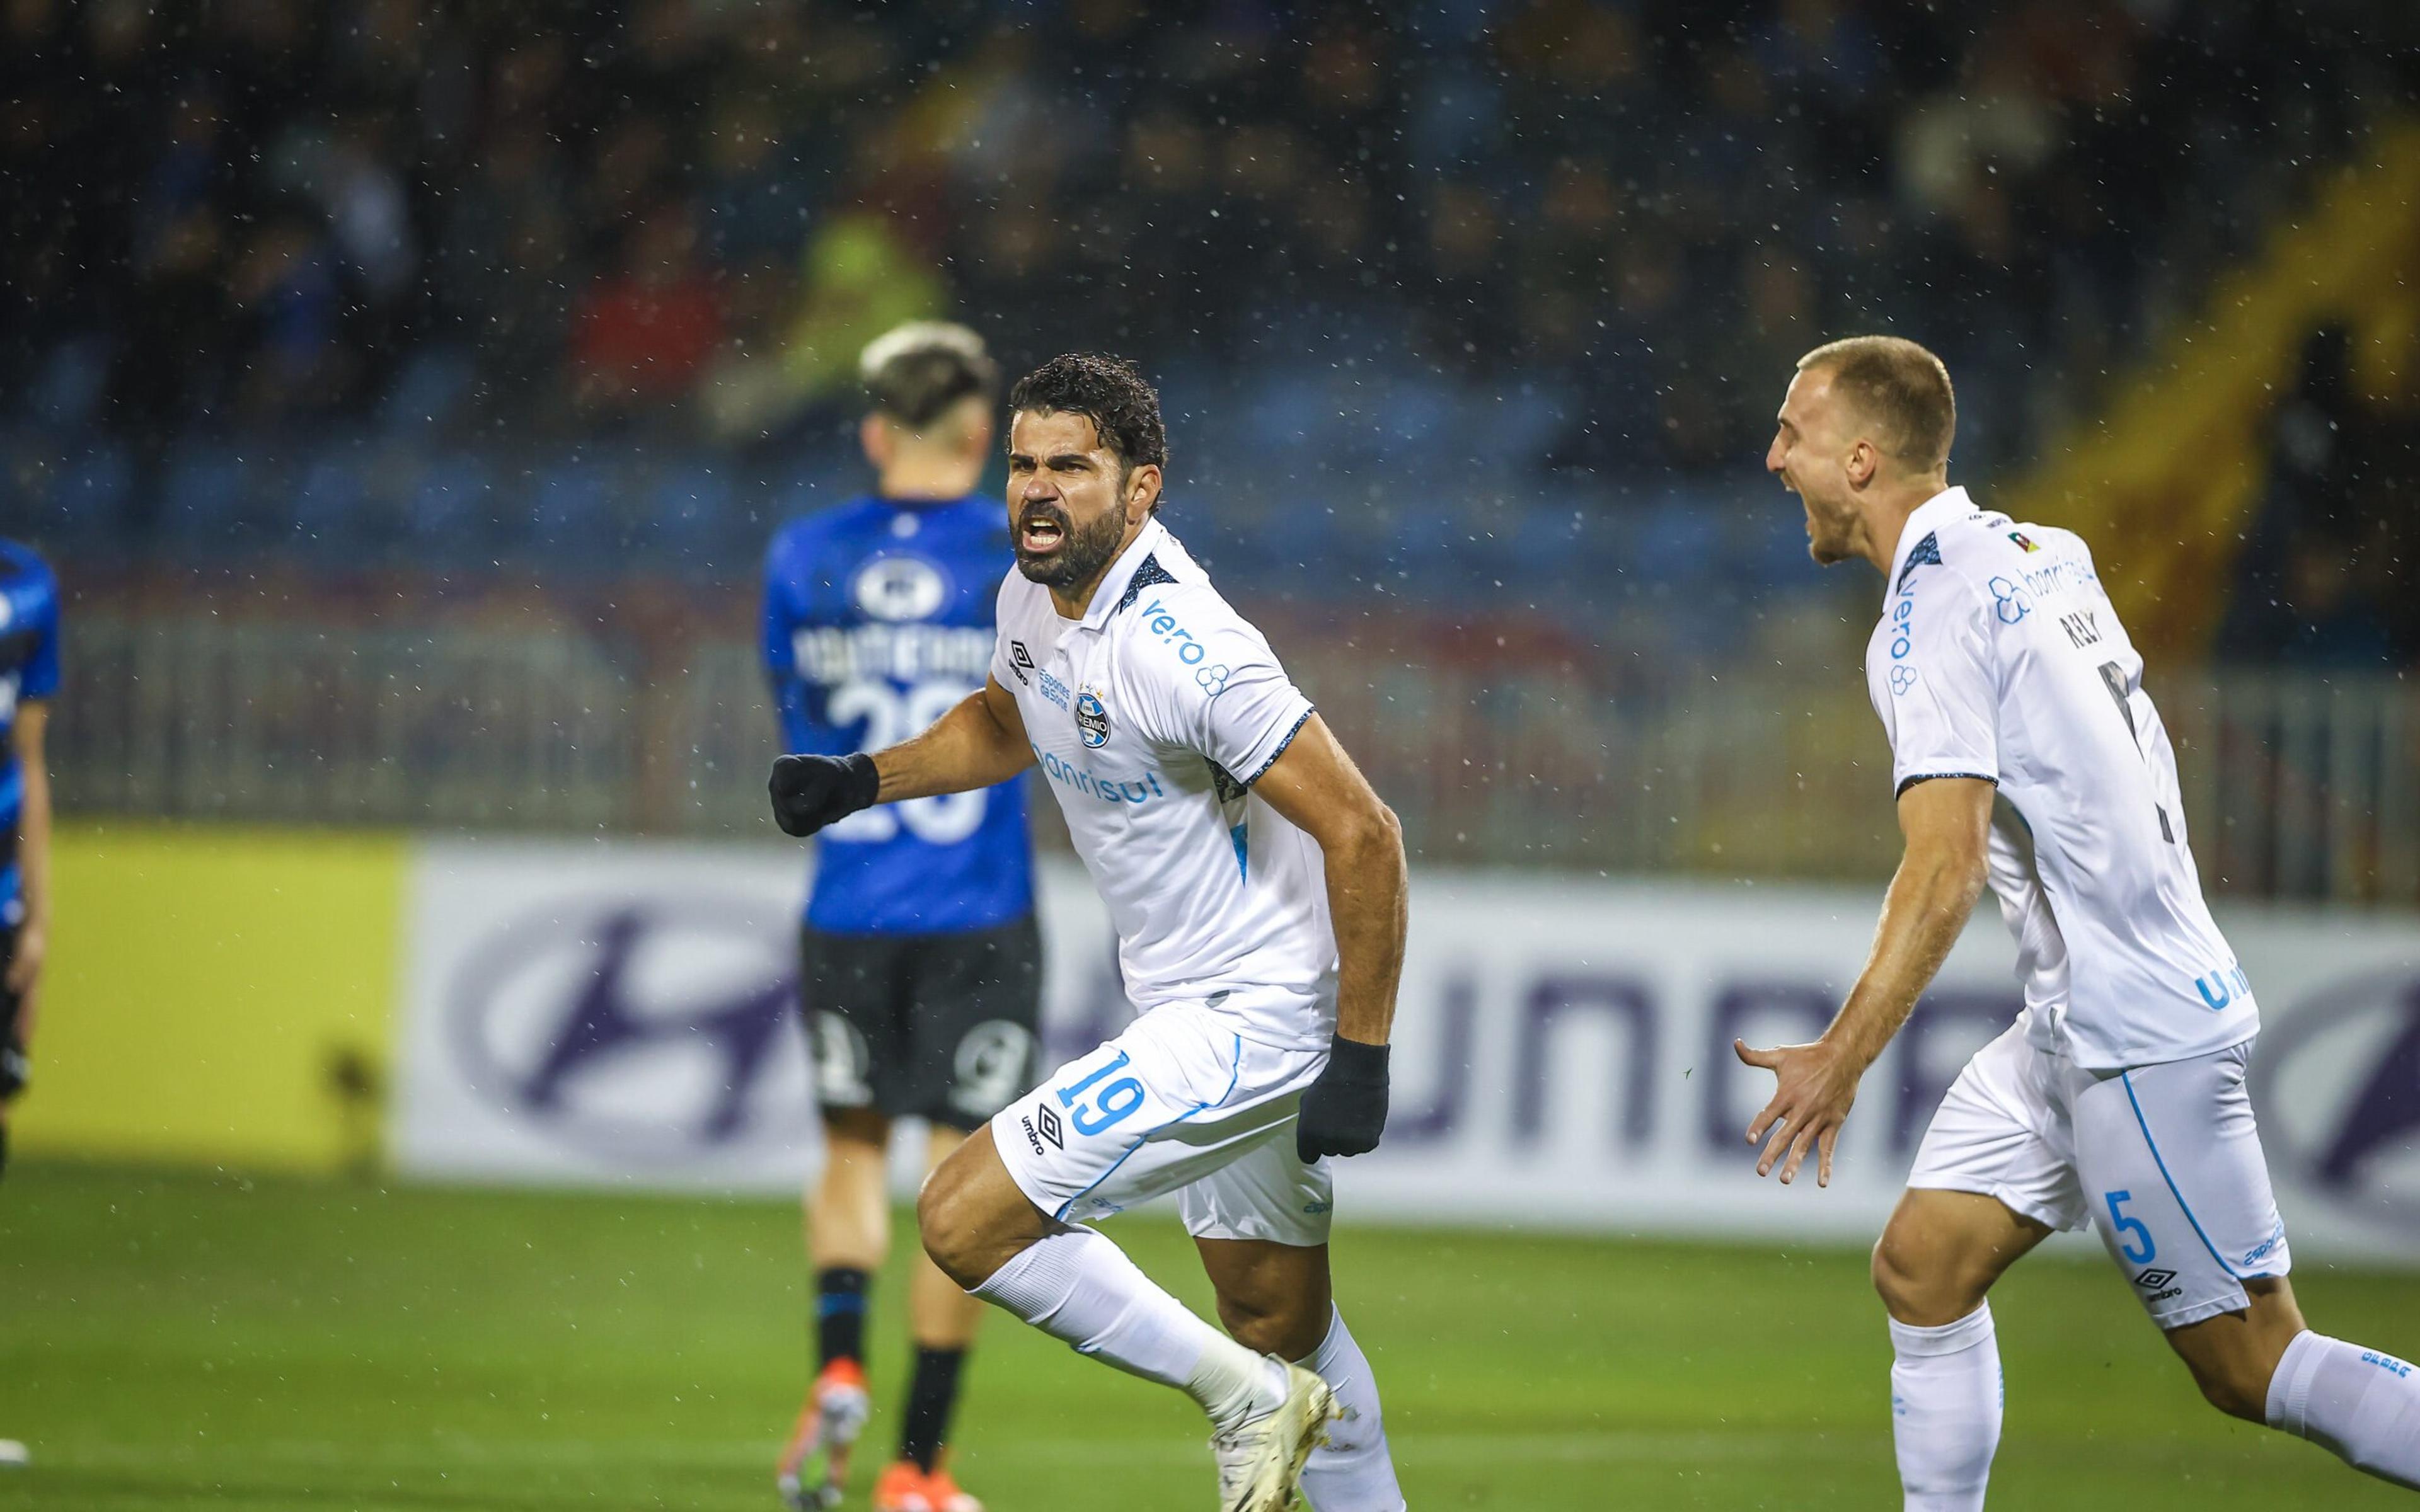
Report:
1797,335,1956,470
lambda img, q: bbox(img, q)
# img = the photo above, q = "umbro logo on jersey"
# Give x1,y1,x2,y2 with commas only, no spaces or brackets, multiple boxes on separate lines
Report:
2133,1268,2178,1290
1037,1106,1064,1149
1008,639,1035,685
1075,688,1112,748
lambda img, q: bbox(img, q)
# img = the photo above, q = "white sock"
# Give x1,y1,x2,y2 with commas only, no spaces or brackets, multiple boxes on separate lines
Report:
972,1227,1283,1430
2265,1331,2420,1489
1889,1303,2002,1512
1296,1306,1405,1512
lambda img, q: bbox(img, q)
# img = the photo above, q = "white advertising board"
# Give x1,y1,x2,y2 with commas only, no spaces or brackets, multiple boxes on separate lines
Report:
393,840,2420,1261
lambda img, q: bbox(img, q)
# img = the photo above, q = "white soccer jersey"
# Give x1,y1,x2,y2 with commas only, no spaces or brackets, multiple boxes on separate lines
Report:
1867,486,2258,1070
993,518,1335,1052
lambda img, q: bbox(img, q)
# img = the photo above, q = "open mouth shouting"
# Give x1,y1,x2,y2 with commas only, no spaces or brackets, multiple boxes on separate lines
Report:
1018,505,1068,560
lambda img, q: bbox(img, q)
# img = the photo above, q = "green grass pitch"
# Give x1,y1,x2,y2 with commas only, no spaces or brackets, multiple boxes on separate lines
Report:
2,1162,2414,1509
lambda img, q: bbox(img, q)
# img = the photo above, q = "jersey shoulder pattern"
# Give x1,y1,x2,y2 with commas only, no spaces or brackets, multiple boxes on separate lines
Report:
1895,528,1942,593
1112,552,1180,614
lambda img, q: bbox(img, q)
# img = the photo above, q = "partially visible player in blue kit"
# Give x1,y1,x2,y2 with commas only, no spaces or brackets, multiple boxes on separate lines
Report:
764,324,1037,1512
0,541,59,1181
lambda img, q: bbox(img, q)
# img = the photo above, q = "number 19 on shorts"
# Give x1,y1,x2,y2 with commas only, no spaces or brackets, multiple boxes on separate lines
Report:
1056,1051,1145,1137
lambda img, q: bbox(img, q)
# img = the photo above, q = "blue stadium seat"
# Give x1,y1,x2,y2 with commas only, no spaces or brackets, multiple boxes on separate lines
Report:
38,440,135,545
1632,494,1724,587
1461,387,1570,466
26,336,113,432
1733,503,1821,590
642,457,740,576
525,456,618,564
376,346,476,436
1242,369,1337,455
289,444,369,552
408,452,501,553
159,442,262,552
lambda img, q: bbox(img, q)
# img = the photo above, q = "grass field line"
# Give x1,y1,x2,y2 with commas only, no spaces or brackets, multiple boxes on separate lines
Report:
36,1428,1889,1473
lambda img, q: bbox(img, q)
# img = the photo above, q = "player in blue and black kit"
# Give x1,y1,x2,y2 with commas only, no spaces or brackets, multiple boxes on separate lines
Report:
765,324,1035,1512
0,541,60,1179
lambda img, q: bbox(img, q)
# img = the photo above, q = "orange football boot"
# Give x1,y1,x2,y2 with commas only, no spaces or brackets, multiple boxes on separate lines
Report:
776,1359,871,1510
871,1458,983,1512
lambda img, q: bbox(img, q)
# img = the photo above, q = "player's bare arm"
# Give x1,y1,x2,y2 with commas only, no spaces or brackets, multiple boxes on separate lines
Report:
769,676,1032,837
1251,714,1407,1159
8,700,50,1032
1734,775,1991,1186
871,676,1033,803
1253,714,1405,1046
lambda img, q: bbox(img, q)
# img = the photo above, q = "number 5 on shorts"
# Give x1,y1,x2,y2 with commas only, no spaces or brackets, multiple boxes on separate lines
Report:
2105,1189,2157,1264
1057,1050,1146,1137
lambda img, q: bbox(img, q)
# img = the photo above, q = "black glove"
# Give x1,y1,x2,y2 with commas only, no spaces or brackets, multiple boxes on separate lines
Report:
769,752,881,837
1296,1034,1390,1161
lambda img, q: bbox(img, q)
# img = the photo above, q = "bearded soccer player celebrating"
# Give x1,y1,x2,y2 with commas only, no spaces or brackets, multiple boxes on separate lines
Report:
770,353,1409,1512
1739,335,2420,1507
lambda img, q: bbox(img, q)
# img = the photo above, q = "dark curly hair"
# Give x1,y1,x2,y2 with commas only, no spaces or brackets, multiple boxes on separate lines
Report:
1006,353,1168,476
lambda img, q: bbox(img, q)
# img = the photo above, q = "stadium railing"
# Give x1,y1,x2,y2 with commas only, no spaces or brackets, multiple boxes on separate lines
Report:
55,614,2420,906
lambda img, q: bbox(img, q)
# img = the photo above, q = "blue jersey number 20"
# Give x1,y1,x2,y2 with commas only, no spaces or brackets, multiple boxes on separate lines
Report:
1057,1050,1146,1137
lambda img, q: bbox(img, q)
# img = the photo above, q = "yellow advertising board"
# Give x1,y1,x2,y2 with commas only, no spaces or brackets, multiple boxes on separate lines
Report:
12,822,403,1172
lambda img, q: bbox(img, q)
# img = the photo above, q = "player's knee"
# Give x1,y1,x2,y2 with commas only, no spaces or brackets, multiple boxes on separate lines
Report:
1215,1290,1324,1360
914,1138,1040,1290
914,1157,983,1286
2186,1354,2273,1423
1870,1230,1922,1312
1871,1228,1979,1326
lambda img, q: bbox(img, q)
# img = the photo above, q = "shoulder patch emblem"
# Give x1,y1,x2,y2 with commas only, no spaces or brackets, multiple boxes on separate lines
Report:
1896,532,1942,594
2008,530,2042,553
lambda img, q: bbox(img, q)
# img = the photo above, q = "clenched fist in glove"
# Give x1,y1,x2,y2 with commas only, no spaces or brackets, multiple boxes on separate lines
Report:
769,752,881,837
1296,1034,1390,1160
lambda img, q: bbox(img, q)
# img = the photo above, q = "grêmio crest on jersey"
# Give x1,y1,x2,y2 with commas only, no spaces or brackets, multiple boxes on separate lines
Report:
1075,687,1112,748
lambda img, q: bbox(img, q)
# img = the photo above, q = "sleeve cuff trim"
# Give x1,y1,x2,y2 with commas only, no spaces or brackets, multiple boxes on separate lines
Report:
1241,707,1315,787
1896,771,1998,798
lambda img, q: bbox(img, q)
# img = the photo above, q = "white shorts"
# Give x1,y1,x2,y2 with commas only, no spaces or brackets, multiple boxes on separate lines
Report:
991,999,1334,1247
1908,1019,2291,1330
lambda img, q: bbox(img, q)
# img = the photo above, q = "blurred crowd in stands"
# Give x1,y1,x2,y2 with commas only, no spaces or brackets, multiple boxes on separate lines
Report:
1,0,2412,665
2223,328,2420,671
